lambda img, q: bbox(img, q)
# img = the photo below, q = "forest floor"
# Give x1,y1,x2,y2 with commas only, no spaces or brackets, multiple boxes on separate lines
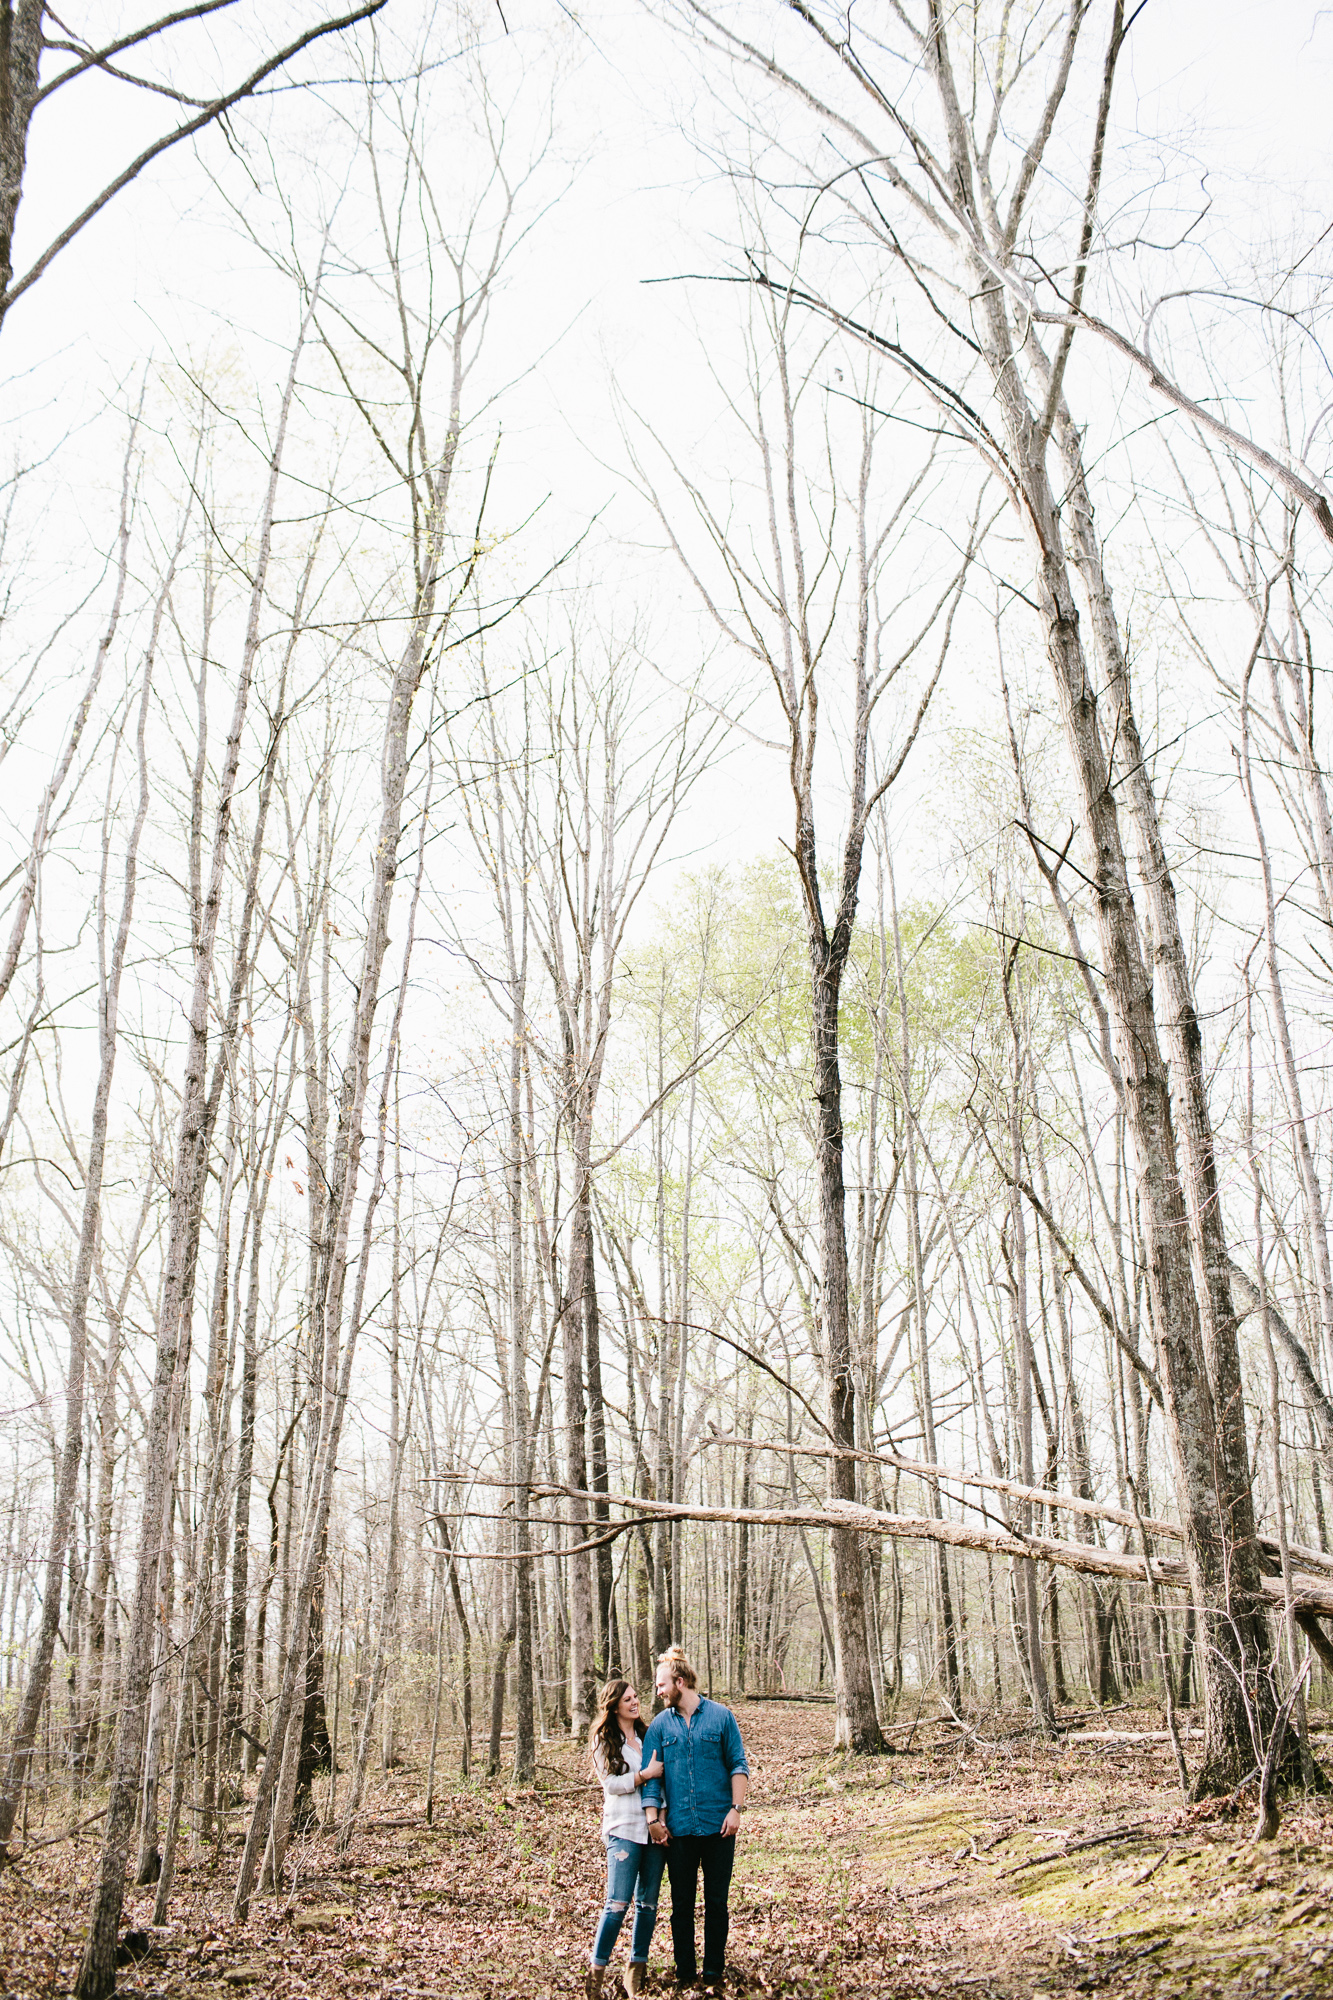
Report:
4,1699,1333,2000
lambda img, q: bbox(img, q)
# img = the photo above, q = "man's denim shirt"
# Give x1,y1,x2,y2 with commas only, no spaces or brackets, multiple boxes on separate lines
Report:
640,1696,749,1837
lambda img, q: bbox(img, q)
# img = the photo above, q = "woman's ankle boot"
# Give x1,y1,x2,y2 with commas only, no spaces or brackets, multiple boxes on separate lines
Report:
627,1966,647,1996
586,1969,607,2000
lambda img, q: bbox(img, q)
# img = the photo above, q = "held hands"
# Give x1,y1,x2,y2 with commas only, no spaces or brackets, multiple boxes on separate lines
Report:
647,1819,670,1844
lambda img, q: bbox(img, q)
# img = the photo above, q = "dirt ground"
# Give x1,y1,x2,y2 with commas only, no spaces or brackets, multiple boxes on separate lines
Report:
4,1700,1332,1999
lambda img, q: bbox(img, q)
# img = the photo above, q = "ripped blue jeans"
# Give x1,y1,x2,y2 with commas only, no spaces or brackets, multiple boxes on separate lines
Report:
592,1834,666,1967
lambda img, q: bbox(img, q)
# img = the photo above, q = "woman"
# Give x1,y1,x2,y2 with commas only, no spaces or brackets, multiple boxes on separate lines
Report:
587,1678,666,1998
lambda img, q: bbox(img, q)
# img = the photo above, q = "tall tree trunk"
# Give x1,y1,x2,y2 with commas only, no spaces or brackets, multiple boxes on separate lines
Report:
85,1262,131,1784
153,1322,236,1922
509,1023,536,1782
1026,518,1257,1783
487,1609,517,1778
561,1188,596,1737
226,1226,262,1771
652,1139,674,1663
440,1522,473,1777
1001,949,1056,1734
338,1296,422,1841
812,960,886,1752
735,1450,752,1695
890,876,961,1711
1055,419,1268,1785
224,970,302,1774
585,1244,613,1673
133,1493,175,1887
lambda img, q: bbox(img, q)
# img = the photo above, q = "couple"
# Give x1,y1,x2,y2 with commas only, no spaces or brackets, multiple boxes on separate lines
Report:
588,1647,750,1997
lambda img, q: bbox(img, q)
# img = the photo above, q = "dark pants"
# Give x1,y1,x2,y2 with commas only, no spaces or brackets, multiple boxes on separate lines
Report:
666,1832,735,1981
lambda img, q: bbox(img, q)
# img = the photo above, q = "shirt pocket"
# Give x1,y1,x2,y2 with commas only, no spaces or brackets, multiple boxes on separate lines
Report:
692,1716,725,1753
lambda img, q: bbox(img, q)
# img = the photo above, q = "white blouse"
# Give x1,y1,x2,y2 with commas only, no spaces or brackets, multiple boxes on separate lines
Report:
593,1727,650,1844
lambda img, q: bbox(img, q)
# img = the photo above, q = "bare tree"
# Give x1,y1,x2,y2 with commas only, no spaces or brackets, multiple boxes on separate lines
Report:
628,279,978,1747
231,22,556,1906
441,620,716,1737
0,0,387,332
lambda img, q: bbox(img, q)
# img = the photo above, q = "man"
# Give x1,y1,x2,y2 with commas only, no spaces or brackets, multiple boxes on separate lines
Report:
640,1646,750,1991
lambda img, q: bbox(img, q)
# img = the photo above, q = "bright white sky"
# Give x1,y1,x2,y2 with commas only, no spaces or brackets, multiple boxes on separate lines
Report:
3,1,1332,882
9,1,1332,501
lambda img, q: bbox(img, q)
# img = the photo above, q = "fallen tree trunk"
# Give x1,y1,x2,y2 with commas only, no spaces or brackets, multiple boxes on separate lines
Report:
699,1434,1333,1584
518,1483,1333,1616
703,1432,1180,1537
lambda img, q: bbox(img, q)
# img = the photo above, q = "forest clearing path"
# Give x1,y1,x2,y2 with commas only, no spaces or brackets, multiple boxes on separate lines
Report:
5,1701,1333,1999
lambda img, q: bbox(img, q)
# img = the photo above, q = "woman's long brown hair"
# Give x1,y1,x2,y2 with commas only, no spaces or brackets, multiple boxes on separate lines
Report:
591,1677,645,1776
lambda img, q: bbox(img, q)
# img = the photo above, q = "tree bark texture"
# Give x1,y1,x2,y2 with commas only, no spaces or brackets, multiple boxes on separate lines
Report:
811,956,886,1750
0,3,41,332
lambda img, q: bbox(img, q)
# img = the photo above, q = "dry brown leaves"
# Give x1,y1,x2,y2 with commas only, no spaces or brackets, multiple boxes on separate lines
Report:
4,1704,1333,2000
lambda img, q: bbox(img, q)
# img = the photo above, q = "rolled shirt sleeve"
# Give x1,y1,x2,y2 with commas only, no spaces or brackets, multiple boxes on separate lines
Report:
639,1717,666,1809
721,1708,749,1778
